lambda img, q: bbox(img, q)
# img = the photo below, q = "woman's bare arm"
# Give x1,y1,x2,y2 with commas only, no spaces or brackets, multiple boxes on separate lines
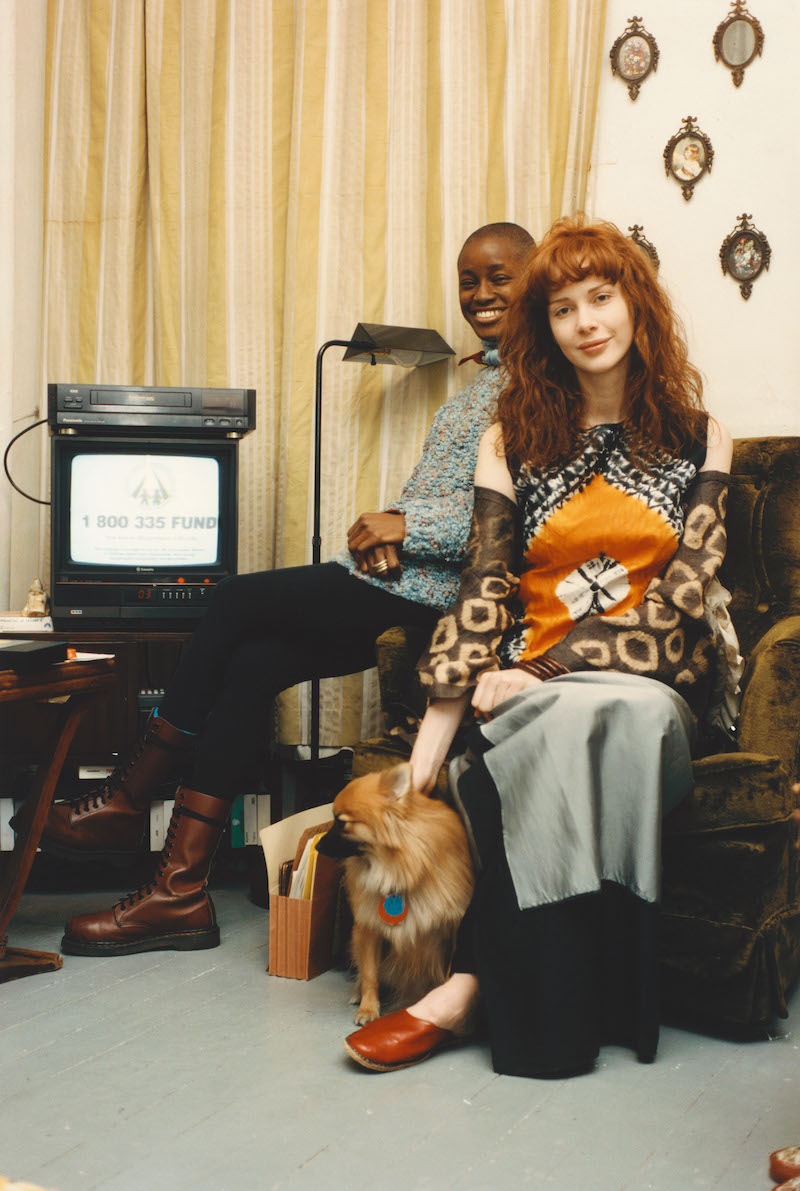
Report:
474,422,516,499
701,417,733,473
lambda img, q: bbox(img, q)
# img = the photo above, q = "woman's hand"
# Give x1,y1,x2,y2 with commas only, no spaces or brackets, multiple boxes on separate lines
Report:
471,668,542,718
347,512,406,578
351,544,402,578
410,751,446,799
347,511,406,553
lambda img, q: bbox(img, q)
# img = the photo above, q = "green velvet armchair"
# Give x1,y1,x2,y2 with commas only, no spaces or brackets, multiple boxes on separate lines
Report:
352,437,800,1031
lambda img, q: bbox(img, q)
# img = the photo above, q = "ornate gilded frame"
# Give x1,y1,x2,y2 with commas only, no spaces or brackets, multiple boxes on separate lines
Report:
628,225,660,271
720,214,771,300
610,16,659,100
663,117,714,202
713,2,764,87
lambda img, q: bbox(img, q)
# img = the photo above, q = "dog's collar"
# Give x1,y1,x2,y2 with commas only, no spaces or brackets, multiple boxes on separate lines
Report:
378,893,408,925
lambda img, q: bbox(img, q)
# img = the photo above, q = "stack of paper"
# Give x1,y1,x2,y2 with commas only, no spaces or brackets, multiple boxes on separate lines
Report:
289,831,327,899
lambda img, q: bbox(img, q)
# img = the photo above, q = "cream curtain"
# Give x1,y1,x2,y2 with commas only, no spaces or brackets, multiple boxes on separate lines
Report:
43,0,607,747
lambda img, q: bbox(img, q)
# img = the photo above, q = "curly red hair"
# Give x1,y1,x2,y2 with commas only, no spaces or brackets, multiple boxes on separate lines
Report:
498,216,707,470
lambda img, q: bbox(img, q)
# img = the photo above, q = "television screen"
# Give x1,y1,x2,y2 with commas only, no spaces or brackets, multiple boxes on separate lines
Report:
68,452,221,568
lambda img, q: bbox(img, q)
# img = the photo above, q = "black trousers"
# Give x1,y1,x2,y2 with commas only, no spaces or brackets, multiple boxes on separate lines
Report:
159,563,438,798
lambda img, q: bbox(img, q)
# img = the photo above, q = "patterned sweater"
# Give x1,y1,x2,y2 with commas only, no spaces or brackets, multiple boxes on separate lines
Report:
333,362,504,610
419,423,728,719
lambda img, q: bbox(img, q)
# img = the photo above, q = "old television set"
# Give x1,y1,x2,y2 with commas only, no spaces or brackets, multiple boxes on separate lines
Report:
50,435,240,628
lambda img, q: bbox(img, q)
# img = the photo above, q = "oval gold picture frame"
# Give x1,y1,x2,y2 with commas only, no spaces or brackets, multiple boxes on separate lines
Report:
720,214,771,300
610,16,659,100
713,2,764,87
663,117,714,202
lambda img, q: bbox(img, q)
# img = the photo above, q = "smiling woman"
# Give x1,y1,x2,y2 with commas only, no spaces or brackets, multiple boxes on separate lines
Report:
498,217,715,472
457,222,534,344
547,276,635,405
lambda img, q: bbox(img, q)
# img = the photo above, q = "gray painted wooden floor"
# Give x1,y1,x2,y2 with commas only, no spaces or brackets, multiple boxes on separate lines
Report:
2,886,798,1191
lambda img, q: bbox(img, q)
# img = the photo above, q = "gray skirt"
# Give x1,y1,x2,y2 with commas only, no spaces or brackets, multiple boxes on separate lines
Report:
458,671,695,912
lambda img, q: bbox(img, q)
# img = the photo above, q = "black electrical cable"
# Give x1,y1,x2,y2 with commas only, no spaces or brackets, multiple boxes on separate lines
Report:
3,418,50,505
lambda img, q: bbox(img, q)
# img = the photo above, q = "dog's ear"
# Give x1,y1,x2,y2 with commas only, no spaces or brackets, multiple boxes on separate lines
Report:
382,761,413,801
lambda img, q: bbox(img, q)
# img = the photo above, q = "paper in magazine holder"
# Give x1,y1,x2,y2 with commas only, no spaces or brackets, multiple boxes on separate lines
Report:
261,804,341,980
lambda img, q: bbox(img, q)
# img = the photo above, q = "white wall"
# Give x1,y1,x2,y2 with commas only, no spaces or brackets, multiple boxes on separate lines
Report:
0,0,47,610
589,0,799,438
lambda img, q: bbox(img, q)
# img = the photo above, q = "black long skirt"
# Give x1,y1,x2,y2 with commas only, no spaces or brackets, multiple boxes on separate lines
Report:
451,751,661,1079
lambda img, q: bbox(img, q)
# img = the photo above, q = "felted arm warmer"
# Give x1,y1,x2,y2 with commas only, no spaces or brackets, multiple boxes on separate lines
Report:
543,471,730,715
416,486,519,699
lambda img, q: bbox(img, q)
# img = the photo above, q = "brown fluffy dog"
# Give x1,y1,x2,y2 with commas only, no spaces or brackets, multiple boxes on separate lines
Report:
316,762,474,1025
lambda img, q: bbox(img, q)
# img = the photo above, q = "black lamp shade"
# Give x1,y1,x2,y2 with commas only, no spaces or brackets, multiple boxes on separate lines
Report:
342,323,454,367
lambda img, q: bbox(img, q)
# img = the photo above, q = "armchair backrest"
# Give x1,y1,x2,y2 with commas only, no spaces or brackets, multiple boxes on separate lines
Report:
723,437,800,657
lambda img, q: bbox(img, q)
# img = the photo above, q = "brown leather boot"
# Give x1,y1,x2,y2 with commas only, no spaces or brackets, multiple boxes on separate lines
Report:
61,787,229,956
37,713,195,863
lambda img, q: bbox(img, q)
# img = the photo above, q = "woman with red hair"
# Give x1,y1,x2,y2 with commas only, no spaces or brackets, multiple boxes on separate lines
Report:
344,217,734,1079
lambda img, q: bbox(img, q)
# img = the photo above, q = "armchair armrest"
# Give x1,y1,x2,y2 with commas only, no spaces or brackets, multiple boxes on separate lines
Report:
362,624,455,800
374,624,430,735
667,752,791,836
663,751,796,944
736,614,800,772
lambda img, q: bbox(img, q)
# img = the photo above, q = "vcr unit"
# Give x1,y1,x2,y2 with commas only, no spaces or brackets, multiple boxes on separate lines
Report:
48,383,256,436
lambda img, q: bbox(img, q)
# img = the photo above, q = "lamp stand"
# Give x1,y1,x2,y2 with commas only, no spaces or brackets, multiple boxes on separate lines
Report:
310,340,374,778
308,324,452,790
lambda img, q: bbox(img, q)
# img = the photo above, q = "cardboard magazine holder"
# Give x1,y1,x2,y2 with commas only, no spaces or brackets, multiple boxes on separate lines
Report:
260,803,341,980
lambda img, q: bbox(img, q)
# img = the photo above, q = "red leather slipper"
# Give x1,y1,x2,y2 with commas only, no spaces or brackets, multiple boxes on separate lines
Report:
343,1008,463,1072
771,1148,800,1185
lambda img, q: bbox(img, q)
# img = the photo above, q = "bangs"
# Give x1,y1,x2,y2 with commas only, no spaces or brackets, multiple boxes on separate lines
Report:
527,223,631,299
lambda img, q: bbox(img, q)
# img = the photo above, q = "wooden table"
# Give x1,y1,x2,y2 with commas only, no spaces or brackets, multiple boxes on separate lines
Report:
0,655,116,982
0,628,189,766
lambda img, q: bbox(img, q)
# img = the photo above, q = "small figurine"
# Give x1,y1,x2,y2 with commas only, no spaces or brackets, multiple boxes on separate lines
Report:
22,577,50,617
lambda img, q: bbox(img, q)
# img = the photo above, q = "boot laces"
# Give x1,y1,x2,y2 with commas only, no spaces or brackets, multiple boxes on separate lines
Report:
72,736,148,815
116,807,181,909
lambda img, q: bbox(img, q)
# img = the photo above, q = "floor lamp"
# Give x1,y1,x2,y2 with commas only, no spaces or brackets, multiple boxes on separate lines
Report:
311,323,454,778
